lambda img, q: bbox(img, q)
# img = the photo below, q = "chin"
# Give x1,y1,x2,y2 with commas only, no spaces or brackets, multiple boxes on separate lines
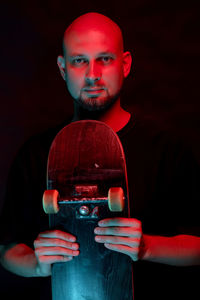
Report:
82,100,112,112
77,93,119,112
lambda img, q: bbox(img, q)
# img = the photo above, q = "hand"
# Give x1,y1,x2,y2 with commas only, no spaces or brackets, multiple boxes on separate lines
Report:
34,230,79,276
94,218,143,261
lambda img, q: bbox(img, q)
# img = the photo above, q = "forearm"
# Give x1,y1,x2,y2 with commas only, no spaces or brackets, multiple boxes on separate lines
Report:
141,234,200,266
0,243,42,277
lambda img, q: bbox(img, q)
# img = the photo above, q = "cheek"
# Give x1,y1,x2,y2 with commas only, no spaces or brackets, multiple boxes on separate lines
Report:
66,69,84,94
103,66,124,93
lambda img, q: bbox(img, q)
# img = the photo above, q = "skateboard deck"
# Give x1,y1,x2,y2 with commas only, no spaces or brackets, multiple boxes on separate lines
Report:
43,120,133,300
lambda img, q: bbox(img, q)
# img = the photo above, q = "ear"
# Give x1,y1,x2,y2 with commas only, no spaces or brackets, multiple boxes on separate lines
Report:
57,55,66,80
122,51,132,78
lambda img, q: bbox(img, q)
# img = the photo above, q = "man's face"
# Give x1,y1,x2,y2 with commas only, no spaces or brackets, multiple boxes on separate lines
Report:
63,29,126,111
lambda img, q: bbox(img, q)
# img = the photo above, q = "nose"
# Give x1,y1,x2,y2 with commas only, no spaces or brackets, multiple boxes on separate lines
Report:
85,61,101,85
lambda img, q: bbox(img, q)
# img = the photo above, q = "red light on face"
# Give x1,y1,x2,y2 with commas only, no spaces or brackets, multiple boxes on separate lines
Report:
63,28,125,111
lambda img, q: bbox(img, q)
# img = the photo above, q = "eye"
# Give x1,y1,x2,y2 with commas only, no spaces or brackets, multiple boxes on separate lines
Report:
98,56,113,64
72,58,87,66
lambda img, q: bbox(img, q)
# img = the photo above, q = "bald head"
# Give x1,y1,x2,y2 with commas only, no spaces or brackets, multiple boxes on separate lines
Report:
57,12,132,113
63,12,124,56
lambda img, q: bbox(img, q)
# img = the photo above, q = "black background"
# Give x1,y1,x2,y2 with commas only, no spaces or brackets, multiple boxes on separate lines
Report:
0,0,199,299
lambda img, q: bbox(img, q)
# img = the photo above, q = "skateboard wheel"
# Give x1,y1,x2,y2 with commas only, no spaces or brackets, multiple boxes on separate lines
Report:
42,190,60,214
108,187,125,212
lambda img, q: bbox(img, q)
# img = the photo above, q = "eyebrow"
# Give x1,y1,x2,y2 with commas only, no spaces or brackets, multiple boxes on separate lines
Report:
69,54,85,58
98,52,116,57
69,52,116,58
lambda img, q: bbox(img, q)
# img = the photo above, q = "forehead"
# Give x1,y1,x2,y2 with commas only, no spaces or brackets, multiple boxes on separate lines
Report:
64,29,122,56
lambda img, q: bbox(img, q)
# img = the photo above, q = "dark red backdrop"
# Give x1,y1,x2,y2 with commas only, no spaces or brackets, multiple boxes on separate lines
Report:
0,0,199,299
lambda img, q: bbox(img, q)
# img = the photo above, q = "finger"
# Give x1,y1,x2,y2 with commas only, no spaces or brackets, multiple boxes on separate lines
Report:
35,246,79,257
98,218,141,228
38,255,73,264
104,243,139,261
94,227,142,238
95,235,140,247
34,238,79,250
38,230,76,242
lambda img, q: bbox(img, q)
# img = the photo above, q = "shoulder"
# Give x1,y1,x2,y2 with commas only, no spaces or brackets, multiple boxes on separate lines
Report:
10,119,72,171
124,107,199,167
130,107,187,144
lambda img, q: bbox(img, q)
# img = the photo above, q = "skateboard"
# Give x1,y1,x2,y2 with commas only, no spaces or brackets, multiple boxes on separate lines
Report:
42,120,133,300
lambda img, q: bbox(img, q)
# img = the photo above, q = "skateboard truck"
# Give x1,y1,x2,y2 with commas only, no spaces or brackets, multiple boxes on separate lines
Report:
43,186,125,218
74,184,98,196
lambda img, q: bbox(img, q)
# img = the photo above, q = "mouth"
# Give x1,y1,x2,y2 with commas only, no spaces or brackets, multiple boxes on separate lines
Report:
83,89,105,96
83,87,105,92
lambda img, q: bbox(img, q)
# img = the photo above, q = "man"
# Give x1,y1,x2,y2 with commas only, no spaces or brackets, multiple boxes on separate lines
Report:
0,12,200,299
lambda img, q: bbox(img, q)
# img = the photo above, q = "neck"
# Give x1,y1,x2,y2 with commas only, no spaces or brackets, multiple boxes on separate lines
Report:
72,98,131,132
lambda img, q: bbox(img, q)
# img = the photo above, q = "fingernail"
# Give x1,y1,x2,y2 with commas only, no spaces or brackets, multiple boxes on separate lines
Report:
72,244,78,250
73,250,79,256
64,256,72,261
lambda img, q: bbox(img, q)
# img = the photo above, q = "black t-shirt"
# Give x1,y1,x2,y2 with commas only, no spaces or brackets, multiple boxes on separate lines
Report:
0,113,199,299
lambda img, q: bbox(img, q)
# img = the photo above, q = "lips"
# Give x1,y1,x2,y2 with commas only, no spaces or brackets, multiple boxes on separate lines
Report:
83,87,105,92
85,89,102,91
82,88,105,96
84,90,104,93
